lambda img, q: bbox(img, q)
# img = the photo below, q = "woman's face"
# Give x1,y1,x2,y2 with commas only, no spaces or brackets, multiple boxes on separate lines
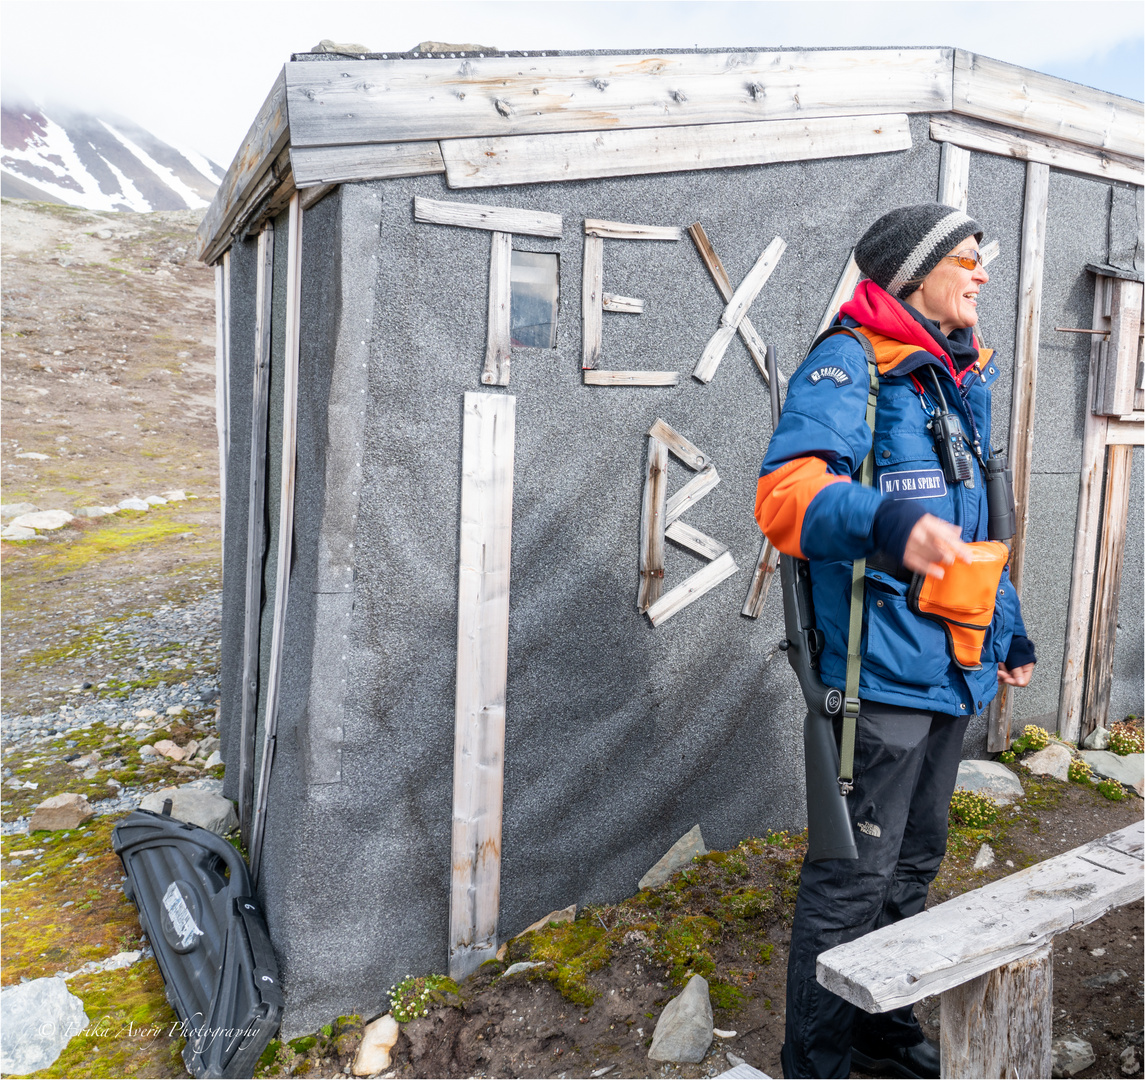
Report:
905,240,989,335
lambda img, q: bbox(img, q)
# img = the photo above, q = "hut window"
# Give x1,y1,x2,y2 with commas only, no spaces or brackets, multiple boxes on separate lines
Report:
509,250,559,349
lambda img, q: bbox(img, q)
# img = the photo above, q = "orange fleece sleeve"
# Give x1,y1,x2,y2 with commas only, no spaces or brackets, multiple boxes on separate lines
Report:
754,457,851,559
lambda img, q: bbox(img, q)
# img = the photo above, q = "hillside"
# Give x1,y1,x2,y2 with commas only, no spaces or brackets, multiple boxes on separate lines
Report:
1,104,221,212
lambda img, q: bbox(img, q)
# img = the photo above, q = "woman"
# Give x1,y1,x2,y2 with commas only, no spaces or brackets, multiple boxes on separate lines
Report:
755,203,1036,1079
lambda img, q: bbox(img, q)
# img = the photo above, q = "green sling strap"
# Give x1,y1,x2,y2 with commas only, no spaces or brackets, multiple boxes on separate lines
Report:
840,333,880,795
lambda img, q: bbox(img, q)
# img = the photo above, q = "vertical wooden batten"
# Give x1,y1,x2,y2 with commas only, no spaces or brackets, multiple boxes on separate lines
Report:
1056,280,1112,743
450,392,517,980
239,222,275,843
581,233,604,371
483,232,512,386
1082,443,1134,736
988,160,1049,753
214,253,231,554
938,142,971,211
250,193,304,884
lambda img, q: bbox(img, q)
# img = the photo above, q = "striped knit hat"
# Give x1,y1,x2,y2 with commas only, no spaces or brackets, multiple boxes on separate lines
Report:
855,204,984,299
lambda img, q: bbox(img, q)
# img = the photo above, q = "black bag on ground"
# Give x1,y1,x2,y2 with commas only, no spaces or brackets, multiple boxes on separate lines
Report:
113,808,283,1079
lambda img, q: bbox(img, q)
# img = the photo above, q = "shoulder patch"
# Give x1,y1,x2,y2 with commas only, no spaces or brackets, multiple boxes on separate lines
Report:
807,365,852,387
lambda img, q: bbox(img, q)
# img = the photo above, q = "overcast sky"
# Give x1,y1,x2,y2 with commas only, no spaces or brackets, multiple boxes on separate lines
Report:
2,0,1142,170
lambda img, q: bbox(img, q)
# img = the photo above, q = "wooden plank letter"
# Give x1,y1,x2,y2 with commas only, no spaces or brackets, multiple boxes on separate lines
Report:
450,392,517,980
483,232,512,386
582,234,604,370
638,436,669,612
647,418,707,470
688,222,782,388
664,464,720,525
647,551,740,626
741,535,780,619
414,195,562,237
696,237,786,381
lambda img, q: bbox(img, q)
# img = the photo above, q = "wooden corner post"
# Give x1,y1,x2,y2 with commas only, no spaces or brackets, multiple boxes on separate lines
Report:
450,392,517,980
988,161,1049,753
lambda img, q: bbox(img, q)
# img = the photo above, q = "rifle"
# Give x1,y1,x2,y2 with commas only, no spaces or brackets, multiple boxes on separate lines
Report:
765,344,858,863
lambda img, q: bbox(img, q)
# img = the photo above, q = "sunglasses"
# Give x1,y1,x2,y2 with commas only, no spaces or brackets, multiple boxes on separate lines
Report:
945,249,984,271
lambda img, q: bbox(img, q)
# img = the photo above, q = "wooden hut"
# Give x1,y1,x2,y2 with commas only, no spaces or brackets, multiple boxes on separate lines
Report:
197,45,1143,1033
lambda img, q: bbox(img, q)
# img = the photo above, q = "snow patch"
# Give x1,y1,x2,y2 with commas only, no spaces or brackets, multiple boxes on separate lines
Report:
99,121,209,210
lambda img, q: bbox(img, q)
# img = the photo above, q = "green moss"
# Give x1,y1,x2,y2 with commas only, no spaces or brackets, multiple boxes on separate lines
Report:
287,1036,317,1055
757,942,774,965
721,888,772,921
709,980,746,1011
32,963,185,1078
520,919,612,1005
658,915,720,985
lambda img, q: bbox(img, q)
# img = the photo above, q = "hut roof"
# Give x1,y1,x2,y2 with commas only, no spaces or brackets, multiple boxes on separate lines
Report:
197,46,1144,264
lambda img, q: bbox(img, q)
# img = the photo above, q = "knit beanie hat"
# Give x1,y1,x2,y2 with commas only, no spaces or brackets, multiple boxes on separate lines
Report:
855,203,984,299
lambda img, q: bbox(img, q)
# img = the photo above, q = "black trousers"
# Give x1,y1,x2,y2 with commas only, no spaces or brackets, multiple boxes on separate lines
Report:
781,702,970,1079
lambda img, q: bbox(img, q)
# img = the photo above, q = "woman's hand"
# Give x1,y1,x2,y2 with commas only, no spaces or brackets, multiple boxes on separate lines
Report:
998,662,1035,687
901,514,974,578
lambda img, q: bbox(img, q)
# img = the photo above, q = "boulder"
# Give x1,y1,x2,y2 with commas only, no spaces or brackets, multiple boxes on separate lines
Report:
0,503,39,521
1080,751,1144,796
134,708,158,719
15,451,48,460
161,489,188,502
74,506,113,518
0,976,89,1074
353,1013,400,1076
1,525,37,540
956,760,1025,804
144,495,168,505
1082,726,1111,751
152,740,185,761
1052,1034,1095,1077
204,751,223,768
10,509,74,531
648,974,713,1063
139,786,237,835
503,961,544,977
117,497,149,511
973,843,995,870
29,793,94,831
639,825,707,890
1023,744,1072,781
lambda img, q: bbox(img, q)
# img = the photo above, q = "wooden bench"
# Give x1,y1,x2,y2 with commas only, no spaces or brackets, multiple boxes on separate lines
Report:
816,820,1144,1078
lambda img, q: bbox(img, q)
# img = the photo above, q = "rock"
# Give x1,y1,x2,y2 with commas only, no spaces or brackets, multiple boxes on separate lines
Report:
1080,751,1144,796
639,825,707,890
956,760,1025,804
503,961,544,976
0,503,38,521
1052,1034,1096,1077
1083,968,1128,988
139,786,237,835
1082,726,1111,751
181,778,225,795
313,38,373,54
1023,744,1073,781
152,740,186,761
0,976,89,1073
144,495,167,505
194,737,220,760
205,751,223,768
973,843,995,870
353,1013,400,1076
161,489,188,502
134,708,158,719
15,451,49,460
727,1052,747,1067
10,509,74,531
2,525,37,540
648,974,713,1063
138,744,160,759
166,705,186,716
1121,1046,1143,1076
117,497,149,511
74,506,113,518
28,793,95,831
713,1028,737,1038
521,903,577,936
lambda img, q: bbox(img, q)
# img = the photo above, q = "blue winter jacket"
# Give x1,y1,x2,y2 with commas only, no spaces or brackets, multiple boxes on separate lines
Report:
756,285,1029,717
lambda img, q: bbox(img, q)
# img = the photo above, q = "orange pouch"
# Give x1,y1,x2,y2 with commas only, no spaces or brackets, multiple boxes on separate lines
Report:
907,541,1010,671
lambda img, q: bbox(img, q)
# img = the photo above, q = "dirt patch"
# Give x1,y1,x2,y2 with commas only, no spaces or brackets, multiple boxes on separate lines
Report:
256,774,1142,1080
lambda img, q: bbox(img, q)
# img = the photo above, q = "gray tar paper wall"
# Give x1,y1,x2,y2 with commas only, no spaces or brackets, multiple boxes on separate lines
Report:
220,114,1143,1032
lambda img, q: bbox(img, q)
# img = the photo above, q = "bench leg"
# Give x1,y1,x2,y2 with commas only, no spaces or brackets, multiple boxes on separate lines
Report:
938,943,1052,1078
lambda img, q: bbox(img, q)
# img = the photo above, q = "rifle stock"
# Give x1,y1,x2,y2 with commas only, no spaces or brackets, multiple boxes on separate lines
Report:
766,342,857,863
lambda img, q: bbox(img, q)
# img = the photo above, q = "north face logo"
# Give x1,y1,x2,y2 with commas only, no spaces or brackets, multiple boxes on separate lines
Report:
808,365,851,387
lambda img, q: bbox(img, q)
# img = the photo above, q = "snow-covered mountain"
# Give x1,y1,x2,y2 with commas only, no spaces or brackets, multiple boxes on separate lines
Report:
2,103,222,212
